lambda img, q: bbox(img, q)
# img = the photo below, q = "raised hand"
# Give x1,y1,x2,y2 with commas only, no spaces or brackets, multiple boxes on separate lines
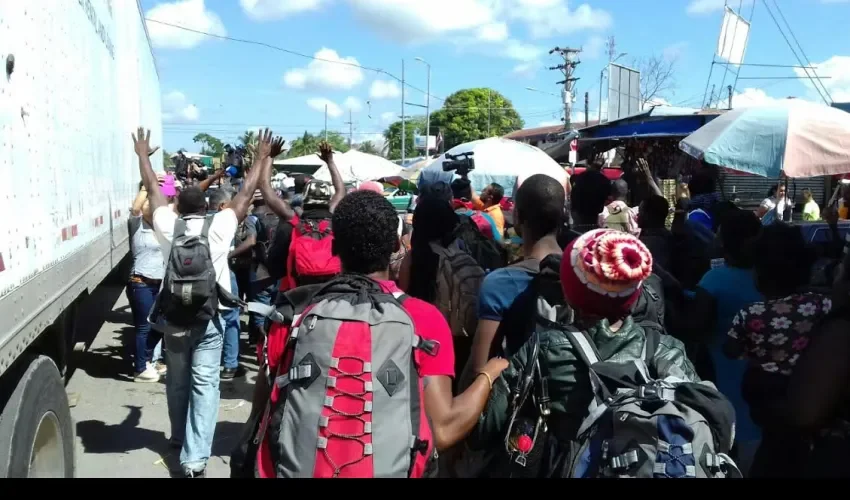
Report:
270,136,286,159
255,128,274,160
636,158,651,178
131,127,160,158
317,141,334,163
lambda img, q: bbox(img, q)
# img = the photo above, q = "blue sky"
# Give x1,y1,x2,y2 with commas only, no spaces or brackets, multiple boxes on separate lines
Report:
141,0,850,154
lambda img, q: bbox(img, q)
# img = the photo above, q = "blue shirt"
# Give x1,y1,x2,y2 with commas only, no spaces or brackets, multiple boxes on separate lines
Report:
478,266,536,355
698,265,764,443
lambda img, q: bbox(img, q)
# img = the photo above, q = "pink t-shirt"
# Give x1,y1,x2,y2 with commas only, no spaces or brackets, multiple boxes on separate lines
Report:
266,281,455,379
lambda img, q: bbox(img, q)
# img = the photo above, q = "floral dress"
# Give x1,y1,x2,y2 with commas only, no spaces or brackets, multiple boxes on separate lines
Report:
727,293,832,376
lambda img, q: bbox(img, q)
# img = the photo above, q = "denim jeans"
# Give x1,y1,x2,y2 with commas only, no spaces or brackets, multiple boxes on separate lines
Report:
165,316,224,473
221,271,241,370
249,281,275,333
126,282,163,373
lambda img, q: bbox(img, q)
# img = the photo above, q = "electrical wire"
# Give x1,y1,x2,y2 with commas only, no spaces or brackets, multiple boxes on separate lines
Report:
759,0,829,104
145,18,444,102
769,0,833,103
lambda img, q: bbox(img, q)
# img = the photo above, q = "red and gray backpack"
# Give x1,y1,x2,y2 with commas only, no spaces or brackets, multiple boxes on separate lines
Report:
239,275,440,478
282,217,342,290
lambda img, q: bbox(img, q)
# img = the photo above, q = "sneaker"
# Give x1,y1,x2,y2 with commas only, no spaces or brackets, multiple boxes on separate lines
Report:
154,360,167,376
220,367,238,381
134,363,161,383
184,468,206,478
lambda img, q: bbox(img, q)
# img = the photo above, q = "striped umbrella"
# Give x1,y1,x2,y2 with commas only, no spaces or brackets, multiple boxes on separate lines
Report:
680,99,850,178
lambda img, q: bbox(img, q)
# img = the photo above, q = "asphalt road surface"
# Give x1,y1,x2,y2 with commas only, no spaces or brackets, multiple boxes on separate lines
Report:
66,283,255,478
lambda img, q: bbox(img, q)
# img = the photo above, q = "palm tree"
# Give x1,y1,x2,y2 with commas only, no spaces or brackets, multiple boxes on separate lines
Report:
357,140,381,156
239,130,258,152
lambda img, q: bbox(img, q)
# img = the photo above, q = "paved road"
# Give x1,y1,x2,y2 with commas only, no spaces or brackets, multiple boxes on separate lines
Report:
66,284,255,478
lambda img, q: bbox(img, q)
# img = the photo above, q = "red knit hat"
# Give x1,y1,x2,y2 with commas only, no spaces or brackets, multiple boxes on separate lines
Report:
560,229,654,321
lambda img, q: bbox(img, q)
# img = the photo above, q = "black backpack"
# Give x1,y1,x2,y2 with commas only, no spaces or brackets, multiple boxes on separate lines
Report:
452,214,507,273
157,216,240,328
253,207,281,281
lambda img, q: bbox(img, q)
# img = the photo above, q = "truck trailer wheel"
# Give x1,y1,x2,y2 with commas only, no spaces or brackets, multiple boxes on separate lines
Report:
0,356,75,478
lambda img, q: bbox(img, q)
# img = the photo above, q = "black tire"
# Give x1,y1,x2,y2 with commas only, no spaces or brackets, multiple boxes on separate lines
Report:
0,356,75,478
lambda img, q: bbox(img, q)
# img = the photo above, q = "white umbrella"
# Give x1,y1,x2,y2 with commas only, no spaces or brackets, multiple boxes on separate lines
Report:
419,137,568,198
312,149,402,183
273,151,344,168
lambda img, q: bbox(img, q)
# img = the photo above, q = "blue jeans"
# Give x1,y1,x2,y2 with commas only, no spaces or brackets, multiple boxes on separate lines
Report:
165,316,224,473
221,271,241,370
126,282,163,373
249,281,275,333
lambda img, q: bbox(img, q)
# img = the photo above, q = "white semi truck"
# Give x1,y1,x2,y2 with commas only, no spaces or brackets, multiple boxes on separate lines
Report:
0,0,162,477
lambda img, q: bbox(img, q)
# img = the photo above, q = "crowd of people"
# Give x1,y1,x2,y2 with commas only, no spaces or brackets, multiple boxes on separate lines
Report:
125,126,850,479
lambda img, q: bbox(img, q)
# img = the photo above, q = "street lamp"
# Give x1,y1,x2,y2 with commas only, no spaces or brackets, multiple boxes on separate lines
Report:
415,57,431,155
599,52,628,123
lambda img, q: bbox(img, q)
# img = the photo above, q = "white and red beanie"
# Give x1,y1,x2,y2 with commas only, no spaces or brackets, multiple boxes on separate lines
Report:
560,229,654,321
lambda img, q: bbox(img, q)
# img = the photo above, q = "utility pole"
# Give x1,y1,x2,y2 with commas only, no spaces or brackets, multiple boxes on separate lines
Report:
487,89,491,137
415,58,431,155
344,109,354,149
727,85,733,110
584,92,590,127
549,46,582,131
324,105,328,142
401,59,406,164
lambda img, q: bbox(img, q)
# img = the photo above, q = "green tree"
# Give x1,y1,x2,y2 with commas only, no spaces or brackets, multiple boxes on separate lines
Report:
287,130,350,158
383,116,426,160
430,88,524,150
162,150,174,169
357,140,381,156
192,133,225,158
239,130,257,151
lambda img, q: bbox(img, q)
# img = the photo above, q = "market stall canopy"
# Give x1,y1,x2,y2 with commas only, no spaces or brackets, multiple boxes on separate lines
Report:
418,137,568,198
273,151,343,168
578,106,724,143
680,99,850,178
311,149,402,183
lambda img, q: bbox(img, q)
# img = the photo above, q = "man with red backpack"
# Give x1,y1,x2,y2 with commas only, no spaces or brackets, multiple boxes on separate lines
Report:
262,142,346,296
233,190,508,478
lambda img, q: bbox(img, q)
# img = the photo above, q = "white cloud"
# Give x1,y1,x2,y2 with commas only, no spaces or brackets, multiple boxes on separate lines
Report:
307,98,343,118
162,91,200,123
347,0,610,45
731,88,791,108
370,80,402,100
794,56,850,104
687,0,752,15
283,48,364,91
347,0,496,44
343,97,363,112
583,35,606,60
476,22,509,42
512,62,538,79
509,0,612,39
239,0,325,20
503,39,544,61
145,0,226,50
380,111,397,124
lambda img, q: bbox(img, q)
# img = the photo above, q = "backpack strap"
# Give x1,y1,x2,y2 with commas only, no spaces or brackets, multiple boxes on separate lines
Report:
201,215,215,239
174,218,188,239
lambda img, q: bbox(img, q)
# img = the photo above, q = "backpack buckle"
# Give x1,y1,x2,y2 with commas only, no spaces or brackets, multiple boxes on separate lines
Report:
413,336,440,357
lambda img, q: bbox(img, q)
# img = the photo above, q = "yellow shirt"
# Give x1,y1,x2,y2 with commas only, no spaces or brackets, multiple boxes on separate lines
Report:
473,198,506,237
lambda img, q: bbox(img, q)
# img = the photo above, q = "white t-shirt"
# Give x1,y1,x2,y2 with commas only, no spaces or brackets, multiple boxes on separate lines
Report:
153,206,239,310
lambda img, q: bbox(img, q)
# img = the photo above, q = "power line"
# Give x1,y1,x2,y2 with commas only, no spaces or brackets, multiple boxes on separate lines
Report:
145,18,443,102
759,0,829,104
769,0,833,103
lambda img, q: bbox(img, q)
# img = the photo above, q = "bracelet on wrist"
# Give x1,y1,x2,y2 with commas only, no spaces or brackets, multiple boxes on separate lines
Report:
478,371,494,390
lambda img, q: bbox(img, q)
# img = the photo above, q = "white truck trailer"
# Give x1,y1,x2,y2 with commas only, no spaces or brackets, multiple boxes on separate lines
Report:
0,0,162,477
